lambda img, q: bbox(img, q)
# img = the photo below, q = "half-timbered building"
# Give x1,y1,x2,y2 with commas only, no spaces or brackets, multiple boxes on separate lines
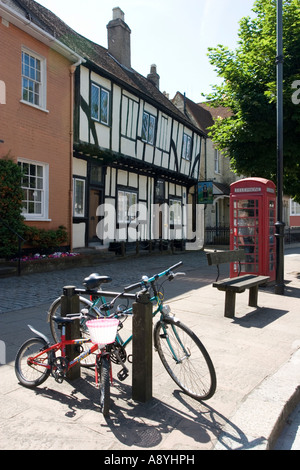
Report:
7,2,207,251
71,8,206,250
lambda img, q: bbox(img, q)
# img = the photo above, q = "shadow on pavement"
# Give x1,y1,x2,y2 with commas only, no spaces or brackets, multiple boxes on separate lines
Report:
31,371,265,450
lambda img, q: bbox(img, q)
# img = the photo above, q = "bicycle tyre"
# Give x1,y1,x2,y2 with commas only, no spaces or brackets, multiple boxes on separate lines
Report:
15,338,51,388
98,355,111,417
154,318,216,401
48,296,99,368
48,296,98,342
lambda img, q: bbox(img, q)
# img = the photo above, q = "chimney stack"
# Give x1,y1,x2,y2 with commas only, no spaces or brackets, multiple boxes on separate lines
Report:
147,64,160,89
107,7,131,69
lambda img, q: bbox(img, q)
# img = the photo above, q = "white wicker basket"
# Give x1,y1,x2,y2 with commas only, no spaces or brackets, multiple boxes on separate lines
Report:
86,319,118,348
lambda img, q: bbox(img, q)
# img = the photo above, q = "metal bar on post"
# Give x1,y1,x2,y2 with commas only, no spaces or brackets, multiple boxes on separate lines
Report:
275,0,285,295
61,286,81,381
132,290,153,403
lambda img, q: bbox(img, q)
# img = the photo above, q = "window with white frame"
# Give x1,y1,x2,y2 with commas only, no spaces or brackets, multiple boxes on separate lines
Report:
214,149,221,174
290,199,300,216
18,160,49,220
182,133,192,160
91,83,110,125
21,49,46,109
122,96,138,139
73,178,86,217
118,190,138,223
141,111,156,145
170,198,182,226
157,115,168,151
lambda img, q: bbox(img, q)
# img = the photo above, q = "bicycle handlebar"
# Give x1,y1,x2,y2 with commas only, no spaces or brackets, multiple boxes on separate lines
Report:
124,261,183,292
89,261,184,317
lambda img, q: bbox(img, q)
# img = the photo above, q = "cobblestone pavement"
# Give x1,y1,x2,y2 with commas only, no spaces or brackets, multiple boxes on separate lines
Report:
0,251,214,314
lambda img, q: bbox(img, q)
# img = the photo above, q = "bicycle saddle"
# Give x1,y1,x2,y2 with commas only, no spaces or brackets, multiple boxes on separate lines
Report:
83,273,112,290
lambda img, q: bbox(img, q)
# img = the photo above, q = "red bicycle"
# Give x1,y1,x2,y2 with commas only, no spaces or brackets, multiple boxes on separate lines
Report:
15,314,122,416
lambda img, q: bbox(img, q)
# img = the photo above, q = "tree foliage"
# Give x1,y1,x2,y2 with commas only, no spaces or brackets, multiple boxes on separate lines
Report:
205,0,300,202
0,156,25,258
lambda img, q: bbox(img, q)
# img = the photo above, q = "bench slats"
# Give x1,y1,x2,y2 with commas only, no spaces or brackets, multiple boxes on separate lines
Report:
213,275,270,293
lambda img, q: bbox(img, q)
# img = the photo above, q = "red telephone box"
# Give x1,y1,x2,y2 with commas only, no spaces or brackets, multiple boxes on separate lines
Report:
230,178,276,281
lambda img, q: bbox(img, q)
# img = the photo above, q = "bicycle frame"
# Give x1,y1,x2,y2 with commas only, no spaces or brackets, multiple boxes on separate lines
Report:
81,288,161,349
28,323,99,372
24,260,217,403
78,262,185,361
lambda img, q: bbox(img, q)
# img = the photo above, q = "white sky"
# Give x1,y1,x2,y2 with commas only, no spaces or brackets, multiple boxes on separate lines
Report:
36,0,256,102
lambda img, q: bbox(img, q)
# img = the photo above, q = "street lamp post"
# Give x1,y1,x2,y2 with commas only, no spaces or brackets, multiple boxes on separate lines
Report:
275,0,285,295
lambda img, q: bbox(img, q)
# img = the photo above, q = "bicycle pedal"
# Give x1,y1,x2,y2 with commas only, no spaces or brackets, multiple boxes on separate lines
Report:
55,373,64,384
117,368,129,381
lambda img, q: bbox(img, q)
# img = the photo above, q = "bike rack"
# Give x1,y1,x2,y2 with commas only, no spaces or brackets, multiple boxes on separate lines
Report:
63,286,153,402
61,286,81,381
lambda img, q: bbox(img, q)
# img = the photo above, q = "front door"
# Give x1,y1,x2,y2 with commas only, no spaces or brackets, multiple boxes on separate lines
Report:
89,189,102,243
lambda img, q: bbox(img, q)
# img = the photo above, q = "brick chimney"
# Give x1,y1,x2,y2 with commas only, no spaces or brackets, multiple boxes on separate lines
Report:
107,7,131,69
147,64,160,89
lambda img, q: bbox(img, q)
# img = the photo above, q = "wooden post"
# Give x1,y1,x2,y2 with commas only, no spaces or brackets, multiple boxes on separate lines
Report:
132,290,153,402
120,241,126,256
249,286,259,308
61,286,81,381
224,290,236,318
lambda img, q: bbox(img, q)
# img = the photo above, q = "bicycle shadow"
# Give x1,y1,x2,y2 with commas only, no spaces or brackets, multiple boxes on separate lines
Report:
33,373,101,419
32,371,265,450
102,379,265,450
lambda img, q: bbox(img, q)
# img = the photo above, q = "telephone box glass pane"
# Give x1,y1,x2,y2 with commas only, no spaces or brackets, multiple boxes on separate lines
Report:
269,200,275,271
234,199,259,273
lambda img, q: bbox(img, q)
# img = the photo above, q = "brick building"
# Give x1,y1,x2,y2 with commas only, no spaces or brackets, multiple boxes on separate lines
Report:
0,0,83,248
1,1,206,252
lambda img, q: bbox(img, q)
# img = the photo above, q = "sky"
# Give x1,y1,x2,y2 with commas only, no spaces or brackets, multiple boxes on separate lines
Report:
36,0,256,103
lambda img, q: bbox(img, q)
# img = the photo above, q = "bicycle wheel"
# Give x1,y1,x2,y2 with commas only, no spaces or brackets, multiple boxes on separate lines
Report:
15,338,51,388
48,296,98,342
154,318,216,401
98,355,111,417
48,296,99,368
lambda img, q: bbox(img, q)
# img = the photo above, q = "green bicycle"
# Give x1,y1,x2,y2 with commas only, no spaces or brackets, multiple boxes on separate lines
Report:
48,262,217,401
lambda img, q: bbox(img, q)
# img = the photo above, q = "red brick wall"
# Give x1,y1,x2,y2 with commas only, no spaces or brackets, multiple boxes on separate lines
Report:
0,19,73,244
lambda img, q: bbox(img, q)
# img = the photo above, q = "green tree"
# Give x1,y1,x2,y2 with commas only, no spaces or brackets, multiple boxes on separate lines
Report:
205,0,300,202
0,156,25,258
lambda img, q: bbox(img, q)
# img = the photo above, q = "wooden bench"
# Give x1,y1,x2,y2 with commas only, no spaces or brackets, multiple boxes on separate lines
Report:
206,249,270,318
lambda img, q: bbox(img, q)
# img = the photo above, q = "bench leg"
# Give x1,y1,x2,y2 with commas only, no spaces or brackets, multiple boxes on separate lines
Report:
249,286,258,307
224,291,236,318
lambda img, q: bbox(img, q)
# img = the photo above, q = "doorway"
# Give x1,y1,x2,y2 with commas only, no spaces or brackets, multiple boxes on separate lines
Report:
89,189,102,243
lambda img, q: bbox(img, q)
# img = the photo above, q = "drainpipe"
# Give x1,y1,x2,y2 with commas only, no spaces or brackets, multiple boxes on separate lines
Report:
69,59,85,251
204,137,207,180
